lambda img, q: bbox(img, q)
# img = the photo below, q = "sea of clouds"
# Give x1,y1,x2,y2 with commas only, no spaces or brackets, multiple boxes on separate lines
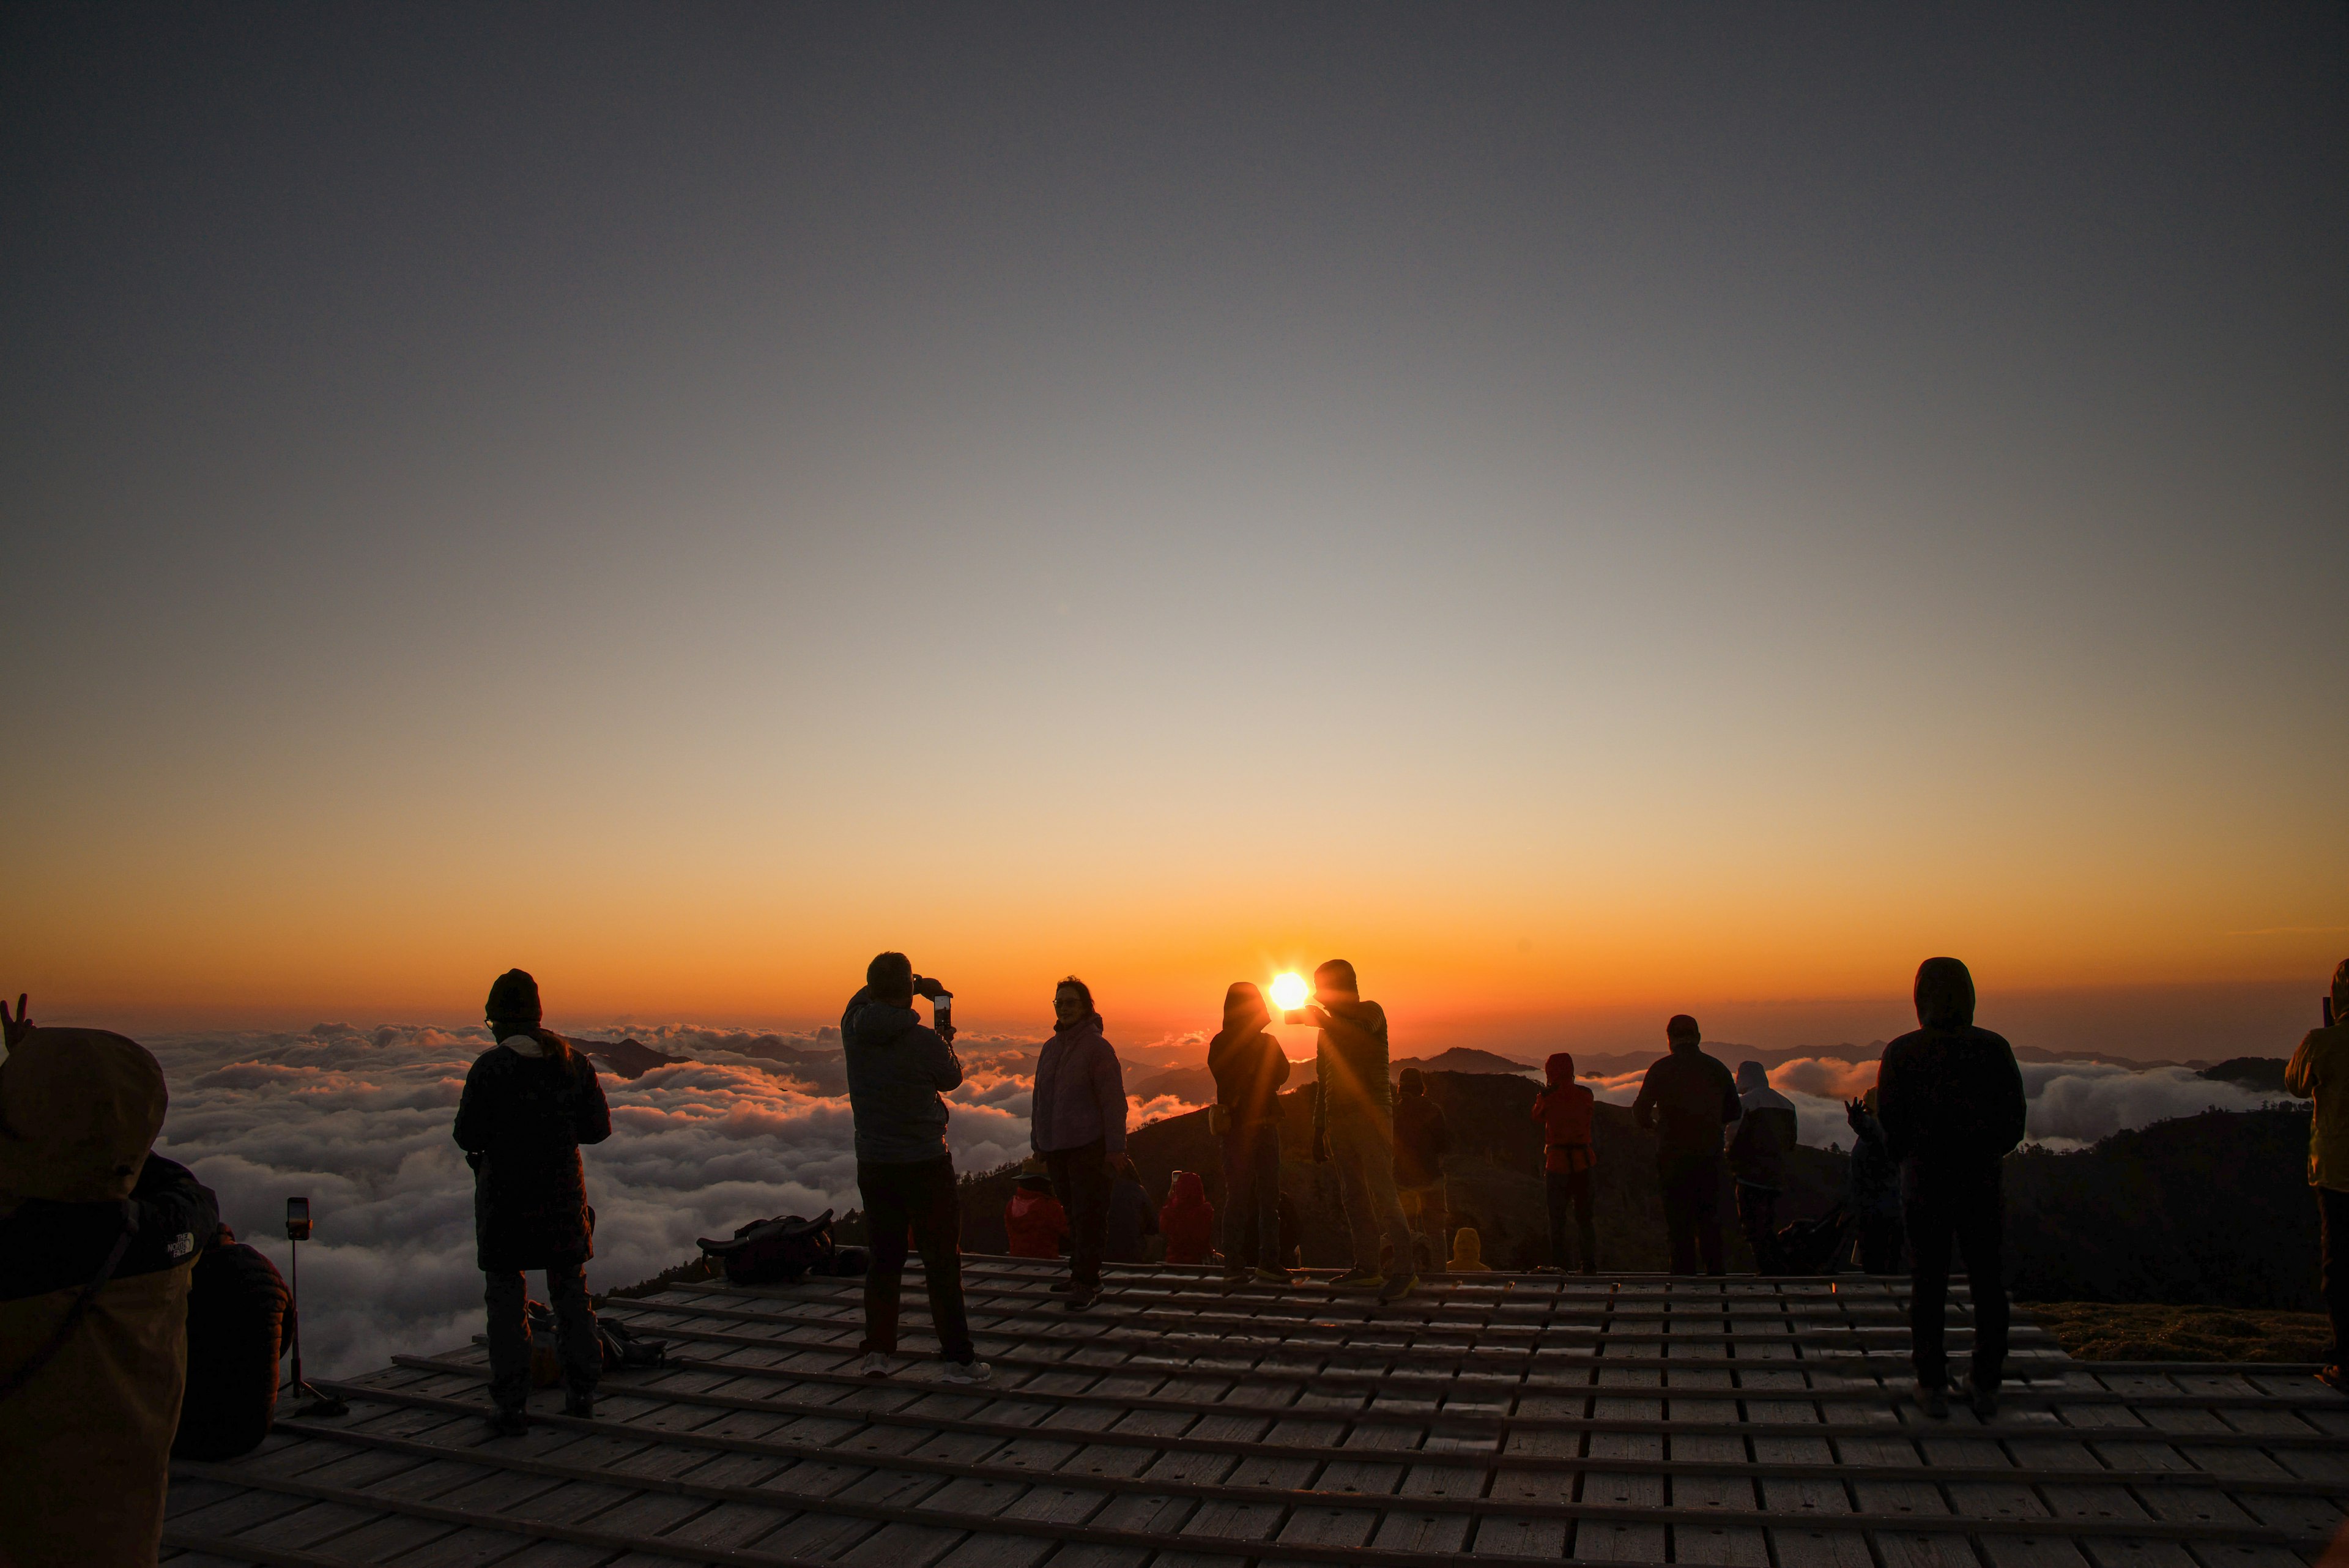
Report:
139,1025,2288,1378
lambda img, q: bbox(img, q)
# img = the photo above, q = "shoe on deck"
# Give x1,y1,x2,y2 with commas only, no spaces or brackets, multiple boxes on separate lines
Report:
2317,1365,2348,1397
860,1351,891,1379
1912,1382,1949,1419
1959,1378,1998,1420
1047,1279,1074,1295
941,1359,994,1384
486,1407,529,1438
1377,1273,1419,1304
1066,1285,1100,1312
1334,1270,1386,1293
1252,1266,1293,1286
563,1392,595,1419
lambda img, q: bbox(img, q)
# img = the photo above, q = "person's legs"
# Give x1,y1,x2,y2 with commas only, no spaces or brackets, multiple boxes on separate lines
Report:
1905,1184,1954,1390
1659,1157,1698,1276
1327,1120,1381,1271
858,1159,915,1354
1545,1171,1573,1269
1220,1130,1253,1269
1954,1169,2008,1393
1693,1157,1726,1276
483,1270,530,1414
906,1156,974,1362
1569,1169,1598,1273
1421,1181,1450,1271
1349,1117,1416,1274
2322,1188,2349,1365
1249,1123,1283,1267
1859,1215,1903,1275
1738,1184,1779,1273
1048,1141,1110,1291
545,1262,599,1402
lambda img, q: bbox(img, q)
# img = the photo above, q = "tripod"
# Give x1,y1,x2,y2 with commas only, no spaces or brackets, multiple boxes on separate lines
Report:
283,1202,350,1419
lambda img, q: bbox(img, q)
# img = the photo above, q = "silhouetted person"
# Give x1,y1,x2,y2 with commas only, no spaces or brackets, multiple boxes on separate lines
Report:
1208,981,1290,1285
1299,959,1417,1301
1102,1164,1158,1263
1447,1225,1491,1271
1392,1068,1451,1272
0,998,220,1568
453,969,612,1433
1844,1088,1904,1274
2285,959,2349,1395
173,1222,293,1461
1633,1015,1739,1275
1730,1061,1798,1272
842,951,989,1383
1877,957,2026,1420
1533,1052,1598,1273
1032,976,1130,1310
1160,1170,1216,1265
1004,1162,1067,1261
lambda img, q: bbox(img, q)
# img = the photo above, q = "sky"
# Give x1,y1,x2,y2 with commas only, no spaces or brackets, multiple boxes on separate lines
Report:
4,4,2345,1059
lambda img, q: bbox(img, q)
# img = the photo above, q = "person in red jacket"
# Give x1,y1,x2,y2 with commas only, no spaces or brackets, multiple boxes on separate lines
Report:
1004,1164,1068,1261
1159,1169,1217,1266
1532,1052,1598,1274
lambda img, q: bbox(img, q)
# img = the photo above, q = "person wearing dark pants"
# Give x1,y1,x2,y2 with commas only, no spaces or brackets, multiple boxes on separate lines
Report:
855,1154,973,1366
2285,959,2349,1393
453,969,614,1435
1533,1052,1598,1273
1633,1016,1739,1277
1730,1061,1798,1273
842,951,990,1383
1209,981,1290,1285
1877,956,2027,1421
1545,1169,1597,1274
1032,976,1131,1310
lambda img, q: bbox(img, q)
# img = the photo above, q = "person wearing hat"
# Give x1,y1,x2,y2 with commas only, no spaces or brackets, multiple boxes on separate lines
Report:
452,969,612,1436
1004,1158,1069,1260
1632,1014,1740,1276
1,995,221,1568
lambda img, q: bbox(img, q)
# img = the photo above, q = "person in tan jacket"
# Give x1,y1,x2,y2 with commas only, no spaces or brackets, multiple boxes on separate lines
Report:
2284,959,2349,1395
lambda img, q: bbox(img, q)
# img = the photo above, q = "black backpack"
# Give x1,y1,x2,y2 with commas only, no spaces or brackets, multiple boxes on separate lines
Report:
172,1241,291,1460
697,1209,836,1285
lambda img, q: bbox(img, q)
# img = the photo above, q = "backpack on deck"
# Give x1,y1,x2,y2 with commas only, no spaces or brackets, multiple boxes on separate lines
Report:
172,1240,291,1460
1773,1203,1851,1276
696,1209,836,1285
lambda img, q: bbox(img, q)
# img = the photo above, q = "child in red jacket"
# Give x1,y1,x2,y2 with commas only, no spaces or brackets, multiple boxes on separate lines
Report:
1004,1168,1069,1260
1159,1170,1217,1266
1532,1053,1598,1273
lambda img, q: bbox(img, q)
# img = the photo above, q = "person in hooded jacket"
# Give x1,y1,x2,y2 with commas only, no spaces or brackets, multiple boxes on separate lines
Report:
173,1221,293,1461
1004,1162,1068,1261
1447,1225,1492,1271
1208,981,1290,1285
841,951,988,1382
1392,1068,1451,1273
1031,976,1131,1310
1843,1088,1904,1274
1633,1016,1740,1276
1532,1052,1598,1274
1299,959,1418,1301
453,969,612,1434
2284,959,2349,1394
1160,1170,1217,1266
1,998,221,1568
1876,957,2027,1420
1729,1061,1800,1272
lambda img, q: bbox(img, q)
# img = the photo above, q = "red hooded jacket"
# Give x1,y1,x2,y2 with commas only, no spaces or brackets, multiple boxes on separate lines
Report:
1159,1170,1217,1265
1004,1182,1068,1259
1532,1052,1595,1174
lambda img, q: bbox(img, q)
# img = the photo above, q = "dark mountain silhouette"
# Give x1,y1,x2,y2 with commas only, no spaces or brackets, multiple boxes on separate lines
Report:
1132,1065,1218,1104
1389,1047,1537,1076
580,1038,686,1080
2198,1057,2288,1093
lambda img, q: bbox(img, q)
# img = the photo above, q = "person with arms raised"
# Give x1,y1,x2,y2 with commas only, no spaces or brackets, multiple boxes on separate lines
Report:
454,969,612,1434
1876,957,2026,1419
1633,1015,1739,1276
1297,959,1417,1301
2285,959,2349,1396
1031,976,1130,1311
842,951,989,1382
1532,1052,1599,1274
1208,981,1290,1286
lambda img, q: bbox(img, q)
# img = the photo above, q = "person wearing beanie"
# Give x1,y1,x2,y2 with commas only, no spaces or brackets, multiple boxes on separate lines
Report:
1729,1061,1800,1272
1532,1052,1598,1273
1876,957,2026,1420
0,997,221,1568
1299,959,1418,1302
1633,1014,1739,1276
1391,1067,1452,1273
2285,959,2349,1395
1206,981,1290,1285
452,968,612,1435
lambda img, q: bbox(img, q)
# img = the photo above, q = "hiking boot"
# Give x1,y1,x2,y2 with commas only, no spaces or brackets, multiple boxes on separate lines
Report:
486,1406,529,1438
1334,1270,1386,1293
941,1359,994,1384
2318,1364,2349,1397
1066,1285,1100,1312
1378,1272,1420,1304
1252,1266,1293,1287
859,1351,891,1379
1912,1382,1949,1420
1047,1279,1074,1295
1963,1380,1998,1421
563,1391,595,1419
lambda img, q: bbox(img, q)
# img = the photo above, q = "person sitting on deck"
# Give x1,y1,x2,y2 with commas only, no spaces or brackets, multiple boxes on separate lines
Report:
1159,1170,1217,1266
1447,1225,1492,1272
1004,1161,1068,1261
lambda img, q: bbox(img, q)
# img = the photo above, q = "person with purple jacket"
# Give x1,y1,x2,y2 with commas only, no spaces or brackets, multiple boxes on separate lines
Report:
1031,976,1131,1312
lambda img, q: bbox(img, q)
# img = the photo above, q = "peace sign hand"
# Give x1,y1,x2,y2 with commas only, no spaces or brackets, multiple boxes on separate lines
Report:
2,994,32,1050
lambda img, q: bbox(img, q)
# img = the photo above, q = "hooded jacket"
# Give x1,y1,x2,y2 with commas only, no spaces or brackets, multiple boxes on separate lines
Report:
1633,1040,1740,1162
453,1030,612,1271
1875,958,2027,1184
1448,1226,1491,1271
1312,998,1393,1131
1846,1095,1901,1219
1208,989,1290,1132
2285,961,2349,1191
1032,1013,1127,1156
841,986,965,1164
1159,1170,1217,1265
1728,1062,1800,1189
1532,1053,1597,1173
1391,1071,1450,1186
1,1027,220,1568
1004,1181,1067,1259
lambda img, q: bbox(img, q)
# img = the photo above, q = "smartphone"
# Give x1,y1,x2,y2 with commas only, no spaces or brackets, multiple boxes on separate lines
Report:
286,1196,311,1242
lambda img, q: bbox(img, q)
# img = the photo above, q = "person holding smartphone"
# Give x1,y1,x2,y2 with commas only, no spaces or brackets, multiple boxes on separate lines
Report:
2285,960,2349,1396
1294,959,1417,1302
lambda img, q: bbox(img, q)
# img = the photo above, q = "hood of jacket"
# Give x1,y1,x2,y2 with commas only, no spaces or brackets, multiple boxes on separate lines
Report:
845,997,926,1049
1450,1227,1483,1266
1222,983,1269,1037
1168,1170,1209,1210
0,1027,167,1204
1545,1052,1575,1087
1915,957,1976,1030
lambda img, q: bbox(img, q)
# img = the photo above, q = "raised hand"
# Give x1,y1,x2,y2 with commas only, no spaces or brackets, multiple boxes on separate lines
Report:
2,994,31,1049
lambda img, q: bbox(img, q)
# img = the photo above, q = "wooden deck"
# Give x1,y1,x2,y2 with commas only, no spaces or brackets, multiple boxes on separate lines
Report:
162,1259,2349,1567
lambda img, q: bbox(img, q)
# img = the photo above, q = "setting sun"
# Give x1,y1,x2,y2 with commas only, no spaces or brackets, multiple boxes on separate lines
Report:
1269,972,1310,1012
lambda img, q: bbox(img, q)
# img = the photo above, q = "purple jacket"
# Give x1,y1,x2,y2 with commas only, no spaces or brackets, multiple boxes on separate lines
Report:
1031,1016,1128,1155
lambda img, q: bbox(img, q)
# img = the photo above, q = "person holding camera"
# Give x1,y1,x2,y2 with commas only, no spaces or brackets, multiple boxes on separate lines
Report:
1208,980,1290,1286
453,969,612,1435
1031,976,1132,1312
2284,959,2349,1395
1296,959,1417,1302
842,951,988,1382
1876,956,2026,1420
